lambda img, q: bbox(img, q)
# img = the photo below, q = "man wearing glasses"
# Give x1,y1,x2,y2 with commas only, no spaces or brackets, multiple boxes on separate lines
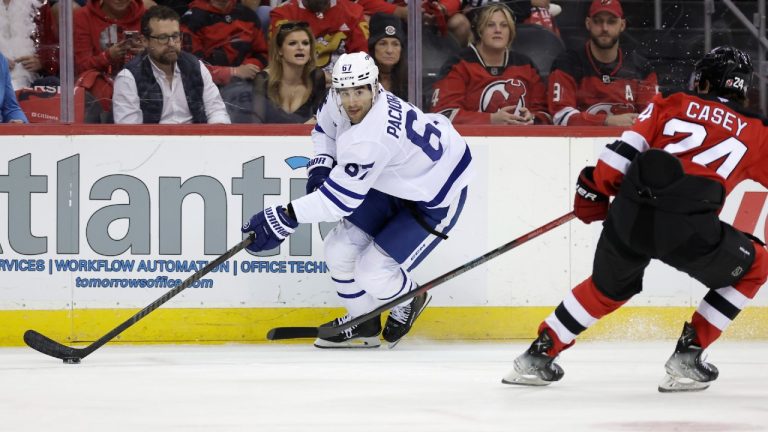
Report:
112,5,231,124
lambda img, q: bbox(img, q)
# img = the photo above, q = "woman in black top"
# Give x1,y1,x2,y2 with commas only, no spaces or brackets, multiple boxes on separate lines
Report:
226,21,326,123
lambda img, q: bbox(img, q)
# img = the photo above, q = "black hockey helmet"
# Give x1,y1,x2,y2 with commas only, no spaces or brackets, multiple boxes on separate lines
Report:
690,46,753,101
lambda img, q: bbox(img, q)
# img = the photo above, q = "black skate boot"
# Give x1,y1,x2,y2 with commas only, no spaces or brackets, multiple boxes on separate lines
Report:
658,322,719,392
502,330,564,386
382,292,431,348
313,314,382,349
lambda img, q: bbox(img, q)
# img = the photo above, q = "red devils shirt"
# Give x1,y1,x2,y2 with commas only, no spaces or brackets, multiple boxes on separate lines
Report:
270,0,369,70
430,45,550,124
549,43,658,126
594,91,768,197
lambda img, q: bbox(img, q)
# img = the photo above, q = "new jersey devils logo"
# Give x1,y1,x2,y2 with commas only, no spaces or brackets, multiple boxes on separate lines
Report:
479,79,527,113
586,102,636,116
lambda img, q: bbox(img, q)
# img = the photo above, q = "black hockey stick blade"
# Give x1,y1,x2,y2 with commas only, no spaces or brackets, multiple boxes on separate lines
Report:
267,211,576,340
266,327,319,340
24,330,87,363
24,234,254,362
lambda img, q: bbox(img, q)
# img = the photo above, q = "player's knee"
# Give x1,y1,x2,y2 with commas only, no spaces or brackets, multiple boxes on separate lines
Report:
690,227,759,289
323,230,352,274
591,275,642,301
324,221,371,275
354,246,401,298
743,241,768,287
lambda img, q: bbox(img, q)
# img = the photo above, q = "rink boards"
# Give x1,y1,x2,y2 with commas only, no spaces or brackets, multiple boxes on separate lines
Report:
0,125,767,345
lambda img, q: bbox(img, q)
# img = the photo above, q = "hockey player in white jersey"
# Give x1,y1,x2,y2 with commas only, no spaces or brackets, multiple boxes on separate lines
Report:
241,52,474,348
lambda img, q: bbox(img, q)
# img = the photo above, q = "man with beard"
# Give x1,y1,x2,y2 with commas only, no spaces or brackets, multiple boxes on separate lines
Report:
548,0,657,126
112,5,231,123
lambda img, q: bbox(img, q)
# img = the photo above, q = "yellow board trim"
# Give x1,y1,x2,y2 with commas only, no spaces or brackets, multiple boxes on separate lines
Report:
3,307,768,346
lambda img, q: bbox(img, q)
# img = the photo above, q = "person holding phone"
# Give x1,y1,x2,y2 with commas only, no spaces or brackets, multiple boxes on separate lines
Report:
74,0,146,118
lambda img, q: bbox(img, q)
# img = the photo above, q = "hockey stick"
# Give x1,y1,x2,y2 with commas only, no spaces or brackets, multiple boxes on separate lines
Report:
267,211,576,340
24,234,254,363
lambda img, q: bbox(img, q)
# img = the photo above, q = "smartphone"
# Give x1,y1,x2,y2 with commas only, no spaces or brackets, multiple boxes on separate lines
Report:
124,30,139,41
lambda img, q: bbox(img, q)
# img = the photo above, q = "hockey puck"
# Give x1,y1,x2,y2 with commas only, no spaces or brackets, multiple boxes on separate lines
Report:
62,357,81,364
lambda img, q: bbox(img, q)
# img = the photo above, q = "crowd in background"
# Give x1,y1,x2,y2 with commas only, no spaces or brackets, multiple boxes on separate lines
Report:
0,0,733,125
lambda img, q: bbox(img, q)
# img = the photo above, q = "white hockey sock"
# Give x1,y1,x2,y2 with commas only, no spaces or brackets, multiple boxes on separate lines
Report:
333,277,378,318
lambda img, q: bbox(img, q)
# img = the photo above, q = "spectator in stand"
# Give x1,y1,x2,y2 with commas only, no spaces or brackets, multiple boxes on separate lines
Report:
368,13,407,100
0,0,61,90
112,5,230,124
154,0,190,16
0,52,28,123
180,0,268,86
450,0,559,47
524,0,560,36
270,0,368,82
74,0,147,118
431,4,549,125
355,0,460,39
549,0,657,126
225,20,326,123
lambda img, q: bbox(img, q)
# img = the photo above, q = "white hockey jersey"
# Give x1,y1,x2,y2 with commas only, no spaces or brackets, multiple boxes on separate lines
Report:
291,88,474,223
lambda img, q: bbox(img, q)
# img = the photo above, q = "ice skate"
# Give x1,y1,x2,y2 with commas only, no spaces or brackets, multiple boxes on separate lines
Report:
502,331,564,386
313,314,381,349
383,292,431,348
658,322,719,393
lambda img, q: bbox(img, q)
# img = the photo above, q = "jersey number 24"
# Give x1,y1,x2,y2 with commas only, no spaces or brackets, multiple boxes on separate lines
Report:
661,118,747,179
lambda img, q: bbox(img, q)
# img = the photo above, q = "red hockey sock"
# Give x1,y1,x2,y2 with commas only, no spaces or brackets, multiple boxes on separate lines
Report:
572,277,628,319
691,242,768,348
538,277,628,356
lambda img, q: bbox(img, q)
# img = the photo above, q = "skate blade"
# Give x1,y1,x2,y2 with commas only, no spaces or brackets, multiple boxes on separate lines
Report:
501,370,552,386
386,294,432,349
657,374,710,393
313,336,381,349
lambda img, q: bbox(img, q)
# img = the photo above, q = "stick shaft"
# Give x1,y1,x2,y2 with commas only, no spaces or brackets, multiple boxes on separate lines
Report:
267,212,576,340
25,235,254,361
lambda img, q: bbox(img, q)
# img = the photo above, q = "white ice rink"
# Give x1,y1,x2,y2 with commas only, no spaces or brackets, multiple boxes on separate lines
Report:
2,340,767,432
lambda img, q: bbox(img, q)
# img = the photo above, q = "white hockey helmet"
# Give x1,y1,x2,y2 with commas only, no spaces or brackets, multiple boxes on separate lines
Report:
332,52,379,92
331,52,380,123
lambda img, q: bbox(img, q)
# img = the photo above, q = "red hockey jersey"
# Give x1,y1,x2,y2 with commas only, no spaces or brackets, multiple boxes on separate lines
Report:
594,91,768,197
354,0,460,18
549,42,658,126
270,0,369,70
181,0,268,85
430,45,550,124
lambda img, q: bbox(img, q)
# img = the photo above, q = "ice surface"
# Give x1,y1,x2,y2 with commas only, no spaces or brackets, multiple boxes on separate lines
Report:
2,340,767,432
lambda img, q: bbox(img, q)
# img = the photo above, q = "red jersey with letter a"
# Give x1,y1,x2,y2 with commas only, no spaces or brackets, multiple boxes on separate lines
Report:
549,43,658,126
593,91,768,197
430,45,550,124
270,0,369,70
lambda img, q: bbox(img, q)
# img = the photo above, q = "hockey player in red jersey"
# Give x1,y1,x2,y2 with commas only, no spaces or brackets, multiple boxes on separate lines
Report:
502,46,768,392
548,0,658,126
430,4,550,125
